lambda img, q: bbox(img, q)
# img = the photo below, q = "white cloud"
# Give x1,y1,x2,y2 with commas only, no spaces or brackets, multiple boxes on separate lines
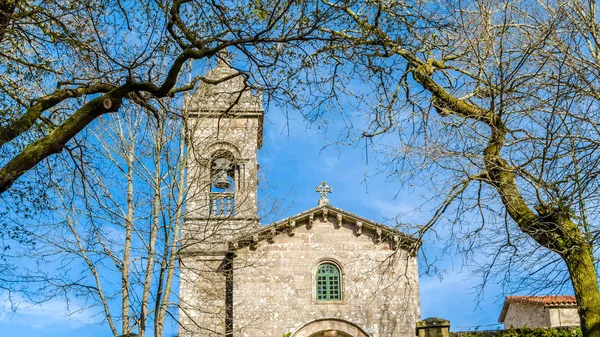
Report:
0,294,98,330
367,197,431,227
370,198,417,218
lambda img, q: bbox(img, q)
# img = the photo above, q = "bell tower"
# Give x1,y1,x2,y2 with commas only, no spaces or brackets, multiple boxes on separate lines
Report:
183,52,263,253
179,52,263,337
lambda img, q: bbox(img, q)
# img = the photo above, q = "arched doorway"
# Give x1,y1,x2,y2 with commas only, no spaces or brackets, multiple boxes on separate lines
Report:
308,331,352,337
292,318,370,337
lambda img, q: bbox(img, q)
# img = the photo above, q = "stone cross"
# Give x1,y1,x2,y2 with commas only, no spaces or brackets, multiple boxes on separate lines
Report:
316,181,332,206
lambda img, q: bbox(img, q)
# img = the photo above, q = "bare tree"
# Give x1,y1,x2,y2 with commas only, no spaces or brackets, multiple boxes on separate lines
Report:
1,74,292,336
0,0,334,196
278,0,600,336
8,0,600,335
1,101,189,337
0,2,346,335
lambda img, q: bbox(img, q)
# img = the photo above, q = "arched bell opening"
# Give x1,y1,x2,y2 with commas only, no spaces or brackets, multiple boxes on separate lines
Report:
209,150,237,216
211,159,235,192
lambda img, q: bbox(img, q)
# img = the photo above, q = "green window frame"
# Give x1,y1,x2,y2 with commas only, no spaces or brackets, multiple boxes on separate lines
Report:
316,263,341,301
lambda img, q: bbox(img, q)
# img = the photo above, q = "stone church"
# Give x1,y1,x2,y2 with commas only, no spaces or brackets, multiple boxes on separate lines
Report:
179,56,421,337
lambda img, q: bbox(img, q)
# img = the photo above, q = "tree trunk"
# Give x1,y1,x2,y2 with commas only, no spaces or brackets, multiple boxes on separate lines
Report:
341,10,600,336
563,242,600,337
121,140,135,336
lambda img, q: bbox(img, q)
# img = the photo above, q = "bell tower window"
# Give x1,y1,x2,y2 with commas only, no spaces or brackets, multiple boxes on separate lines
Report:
211,157,235,192
209,151,236,216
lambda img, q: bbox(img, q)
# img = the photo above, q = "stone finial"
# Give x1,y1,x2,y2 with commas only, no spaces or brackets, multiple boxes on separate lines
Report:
316,181,332,206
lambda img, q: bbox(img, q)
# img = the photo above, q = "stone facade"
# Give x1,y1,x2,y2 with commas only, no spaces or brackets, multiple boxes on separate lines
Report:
179,53,421,337
232,206,420,337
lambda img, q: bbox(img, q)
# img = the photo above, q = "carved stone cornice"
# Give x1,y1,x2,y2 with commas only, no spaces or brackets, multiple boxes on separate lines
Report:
226,204,420,256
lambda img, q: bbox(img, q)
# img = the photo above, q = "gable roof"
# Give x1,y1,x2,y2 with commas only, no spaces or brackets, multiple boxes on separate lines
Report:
229,203,420,255
499,296,577,322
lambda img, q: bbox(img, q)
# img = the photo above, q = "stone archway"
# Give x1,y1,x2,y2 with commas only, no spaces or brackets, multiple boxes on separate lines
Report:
308,331,352,337
292,318,370,337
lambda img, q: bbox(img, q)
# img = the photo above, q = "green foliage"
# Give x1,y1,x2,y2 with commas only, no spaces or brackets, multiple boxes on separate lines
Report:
283,333,292,337
452,327,582,337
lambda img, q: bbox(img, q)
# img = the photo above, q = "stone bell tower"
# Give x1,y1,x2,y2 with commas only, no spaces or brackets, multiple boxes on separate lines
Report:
183,52,263,252
179,52,263,337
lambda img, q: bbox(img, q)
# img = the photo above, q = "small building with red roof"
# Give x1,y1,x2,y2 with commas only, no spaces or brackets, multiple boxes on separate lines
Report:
499,296,579,329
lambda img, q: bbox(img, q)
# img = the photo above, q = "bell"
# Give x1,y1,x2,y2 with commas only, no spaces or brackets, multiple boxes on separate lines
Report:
213,170,231,189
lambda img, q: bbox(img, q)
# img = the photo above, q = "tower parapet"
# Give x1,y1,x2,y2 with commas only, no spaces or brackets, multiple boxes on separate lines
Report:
187,55,263,113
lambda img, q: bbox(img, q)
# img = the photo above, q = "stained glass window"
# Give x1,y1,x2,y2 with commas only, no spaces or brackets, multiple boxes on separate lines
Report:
316,263,341,301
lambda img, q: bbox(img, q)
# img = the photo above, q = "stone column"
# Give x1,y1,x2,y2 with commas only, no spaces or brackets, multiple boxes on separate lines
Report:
416,318,451,337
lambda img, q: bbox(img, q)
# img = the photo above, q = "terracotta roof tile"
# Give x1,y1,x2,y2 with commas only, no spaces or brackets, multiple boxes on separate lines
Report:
499,296,577,322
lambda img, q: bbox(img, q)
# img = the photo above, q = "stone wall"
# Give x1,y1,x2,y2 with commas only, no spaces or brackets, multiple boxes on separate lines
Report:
179,256,228,337
180,111,263,337
231,216,420,337
548,308,580,327
503,303,550,329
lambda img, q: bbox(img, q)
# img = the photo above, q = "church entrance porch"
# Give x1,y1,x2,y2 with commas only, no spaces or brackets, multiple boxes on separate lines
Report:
292,319,370,337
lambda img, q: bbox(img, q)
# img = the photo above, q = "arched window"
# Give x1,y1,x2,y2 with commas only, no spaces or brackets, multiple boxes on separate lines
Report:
316,263,341,301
